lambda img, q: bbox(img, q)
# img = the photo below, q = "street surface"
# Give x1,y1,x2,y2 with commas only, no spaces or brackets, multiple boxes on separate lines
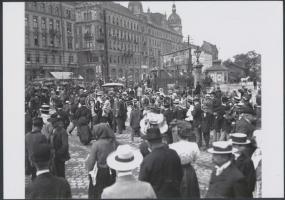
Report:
65,126,214,198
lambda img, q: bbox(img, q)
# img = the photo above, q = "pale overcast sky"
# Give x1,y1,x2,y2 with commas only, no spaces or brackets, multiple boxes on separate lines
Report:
118,1,282,60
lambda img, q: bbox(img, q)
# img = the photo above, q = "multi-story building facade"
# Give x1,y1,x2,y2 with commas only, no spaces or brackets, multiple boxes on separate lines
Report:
75,1,183,82
25,2,77,81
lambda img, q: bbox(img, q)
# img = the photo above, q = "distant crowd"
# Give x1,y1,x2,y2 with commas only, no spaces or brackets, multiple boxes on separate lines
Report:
25,81,262,199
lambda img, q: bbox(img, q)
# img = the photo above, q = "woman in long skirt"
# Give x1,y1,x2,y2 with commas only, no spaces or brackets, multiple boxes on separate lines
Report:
169,120,200,198
86,123,118,199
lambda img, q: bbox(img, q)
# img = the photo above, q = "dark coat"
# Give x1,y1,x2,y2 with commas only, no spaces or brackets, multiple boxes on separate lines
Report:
201,112,214,133
51,127,70,162
206,162,249,198
25,172,71,199
25,130,48,175
213,104,226,132
139,145,183,198
162,108,174,125
74,105,92,124
235,116,255,138
130,108,141,129
114,99,125,118
25,113,33,134
234,153,256,197
173,107,186,120
191,104,203,128
56,109,70,129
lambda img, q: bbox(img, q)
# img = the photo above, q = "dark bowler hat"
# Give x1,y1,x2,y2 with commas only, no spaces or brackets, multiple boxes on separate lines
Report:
143,127,162,142
32,117,44,127
208,141,238,154
229,133,251,145
31,143,51,163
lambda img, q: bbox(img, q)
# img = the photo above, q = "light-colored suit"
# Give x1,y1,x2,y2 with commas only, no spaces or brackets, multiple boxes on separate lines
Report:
101,175,157,199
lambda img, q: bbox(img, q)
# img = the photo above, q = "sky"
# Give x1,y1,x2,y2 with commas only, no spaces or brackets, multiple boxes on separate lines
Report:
118,1,282,60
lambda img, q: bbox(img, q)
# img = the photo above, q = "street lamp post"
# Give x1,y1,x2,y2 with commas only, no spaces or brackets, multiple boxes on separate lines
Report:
193,47,203,88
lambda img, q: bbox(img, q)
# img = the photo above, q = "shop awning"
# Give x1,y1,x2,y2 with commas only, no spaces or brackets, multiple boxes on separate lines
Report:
50,72,83,80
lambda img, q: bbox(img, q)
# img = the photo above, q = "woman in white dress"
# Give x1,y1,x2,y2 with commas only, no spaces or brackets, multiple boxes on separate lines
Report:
169,120,200,198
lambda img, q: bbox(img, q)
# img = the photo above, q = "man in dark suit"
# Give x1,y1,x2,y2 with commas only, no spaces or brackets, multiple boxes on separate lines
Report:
113,96,125,134
206,141,249,198
25,143,71,199
25,117,48,180
191,97,203,148
201,108,214,149
230,133,256,197
49,115,70,178
139,127,183,198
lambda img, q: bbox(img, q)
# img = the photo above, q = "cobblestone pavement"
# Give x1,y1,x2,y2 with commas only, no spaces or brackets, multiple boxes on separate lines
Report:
25,127,214,198
64,126,214,198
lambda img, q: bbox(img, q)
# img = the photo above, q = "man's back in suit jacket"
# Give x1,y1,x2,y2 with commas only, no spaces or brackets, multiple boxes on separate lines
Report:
101,175,156,199
25,172,71,199
206,162,249,198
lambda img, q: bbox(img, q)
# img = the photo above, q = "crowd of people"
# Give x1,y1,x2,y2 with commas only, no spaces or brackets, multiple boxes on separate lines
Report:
25,80,262,199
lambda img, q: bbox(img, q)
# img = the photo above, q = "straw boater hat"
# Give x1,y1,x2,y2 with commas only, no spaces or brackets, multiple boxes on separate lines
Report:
40,104,50,114
107,145,143,171
208,141,238,154
229,133,251,145
140,111,168,135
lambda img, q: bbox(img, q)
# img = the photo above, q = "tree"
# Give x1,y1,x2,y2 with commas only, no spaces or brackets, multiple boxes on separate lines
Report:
224,50,261,82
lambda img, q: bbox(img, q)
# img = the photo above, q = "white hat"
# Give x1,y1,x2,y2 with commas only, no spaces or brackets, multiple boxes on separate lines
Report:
208,141,238,154
229,133,251,145
107,145,143,171
140,112,168,135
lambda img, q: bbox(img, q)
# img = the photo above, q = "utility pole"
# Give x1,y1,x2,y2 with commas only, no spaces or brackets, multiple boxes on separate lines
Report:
103,9,109,83
187,35,192,75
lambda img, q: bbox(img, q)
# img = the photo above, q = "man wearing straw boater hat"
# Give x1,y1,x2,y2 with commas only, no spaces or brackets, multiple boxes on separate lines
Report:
230,133,256,197
101,145,156,199
206,141,249,198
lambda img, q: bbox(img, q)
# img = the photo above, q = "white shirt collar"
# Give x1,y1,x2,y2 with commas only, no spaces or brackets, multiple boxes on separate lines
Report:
36,169,50,176
215,160,231,176
117,171,132,177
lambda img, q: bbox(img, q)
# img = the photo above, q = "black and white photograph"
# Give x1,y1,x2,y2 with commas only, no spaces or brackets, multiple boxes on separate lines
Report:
2,1,284,199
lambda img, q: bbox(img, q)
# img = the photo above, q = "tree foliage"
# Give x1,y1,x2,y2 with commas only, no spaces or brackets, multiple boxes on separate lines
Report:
223,50,261,82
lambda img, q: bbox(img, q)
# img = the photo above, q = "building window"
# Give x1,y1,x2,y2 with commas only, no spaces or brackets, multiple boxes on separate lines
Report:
59,55,62,64
56,36,61,46
26,53,31,62
36,54,40,63
66,9,71,19
33,16,38,28
32,2,37,9
56,20,60,31
34,34,39,46
69,55,74,63
41,18,46,29
55,7,59,16
67,37,73,49
49,19,54,30
49,5,53,14
67,22,72,34
42,34,47,47
25,15,28,27
40,3,45,12
52,55,55,64
50,36,54,46
44,55,48,64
